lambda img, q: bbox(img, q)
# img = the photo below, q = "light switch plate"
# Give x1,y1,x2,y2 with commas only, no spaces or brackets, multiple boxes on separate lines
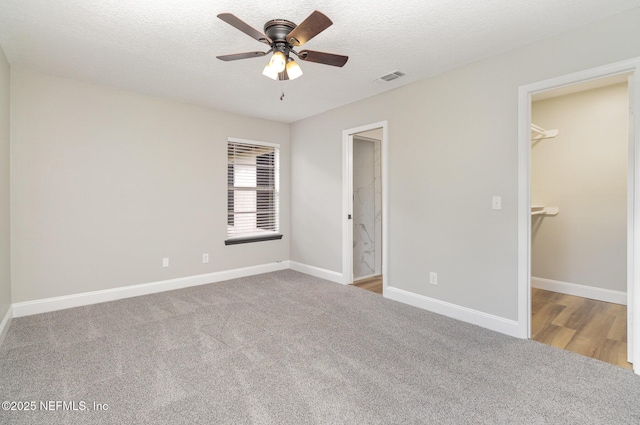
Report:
492,196,502,210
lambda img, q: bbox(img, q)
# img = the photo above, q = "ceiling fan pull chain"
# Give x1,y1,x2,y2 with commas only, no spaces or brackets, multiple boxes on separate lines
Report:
280,81,285,101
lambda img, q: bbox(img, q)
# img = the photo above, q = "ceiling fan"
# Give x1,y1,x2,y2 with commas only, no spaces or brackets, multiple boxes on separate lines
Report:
216,10,348,81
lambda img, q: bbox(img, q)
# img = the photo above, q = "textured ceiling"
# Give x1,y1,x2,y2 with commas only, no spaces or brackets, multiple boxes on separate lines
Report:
1,0,639,123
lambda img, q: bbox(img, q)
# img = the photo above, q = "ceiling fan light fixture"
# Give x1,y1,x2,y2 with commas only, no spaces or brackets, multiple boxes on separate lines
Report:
269,51,286,73
286,59,303,80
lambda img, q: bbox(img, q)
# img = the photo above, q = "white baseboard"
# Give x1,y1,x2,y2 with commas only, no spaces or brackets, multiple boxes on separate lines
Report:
531,277,627,305
7,260,523,344
384,287,521,338
289,261,345,284
353,273,379,281
0,305,12,346
12,261,290,318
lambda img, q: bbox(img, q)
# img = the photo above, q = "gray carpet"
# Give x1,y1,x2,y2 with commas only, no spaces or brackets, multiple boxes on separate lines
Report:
1,270,640,424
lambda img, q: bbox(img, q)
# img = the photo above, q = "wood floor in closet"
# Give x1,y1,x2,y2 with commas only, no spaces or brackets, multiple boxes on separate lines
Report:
531,288,631,370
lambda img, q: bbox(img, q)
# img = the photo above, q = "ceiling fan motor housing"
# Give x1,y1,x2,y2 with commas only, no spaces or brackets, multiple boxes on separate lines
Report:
264,19,297,43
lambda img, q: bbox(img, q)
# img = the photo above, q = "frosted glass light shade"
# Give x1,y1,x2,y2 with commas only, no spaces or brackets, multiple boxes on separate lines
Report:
262,62,279,80
286,60,303,80
269,51,286,73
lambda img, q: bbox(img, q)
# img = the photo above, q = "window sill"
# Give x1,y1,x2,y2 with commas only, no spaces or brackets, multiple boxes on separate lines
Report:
225,234,283,245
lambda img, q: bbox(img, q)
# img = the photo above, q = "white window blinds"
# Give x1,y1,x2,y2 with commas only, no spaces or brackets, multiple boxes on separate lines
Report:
227,139,281,243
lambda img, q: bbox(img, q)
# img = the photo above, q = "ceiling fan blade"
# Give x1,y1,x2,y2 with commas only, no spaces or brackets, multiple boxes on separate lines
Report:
216,51,267,61
286,10,332,47
298,50,348,67
217,13,271,45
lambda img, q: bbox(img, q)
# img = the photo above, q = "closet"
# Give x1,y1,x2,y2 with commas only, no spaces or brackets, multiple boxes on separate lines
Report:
530,78,631,369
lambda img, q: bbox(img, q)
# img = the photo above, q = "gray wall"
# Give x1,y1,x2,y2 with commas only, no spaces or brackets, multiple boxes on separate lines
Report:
290,9,640,321
0,46,10,319
10,70,290,303
532,83,628,292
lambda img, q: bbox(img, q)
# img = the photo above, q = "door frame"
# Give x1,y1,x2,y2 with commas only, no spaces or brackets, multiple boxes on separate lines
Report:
517,58,640,373
342,121,389,290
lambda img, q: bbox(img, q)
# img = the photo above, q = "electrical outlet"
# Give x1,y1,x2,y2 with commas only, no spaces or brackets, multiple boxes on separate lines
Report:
430,272,438,285
202,253,209,263
162,258,169,268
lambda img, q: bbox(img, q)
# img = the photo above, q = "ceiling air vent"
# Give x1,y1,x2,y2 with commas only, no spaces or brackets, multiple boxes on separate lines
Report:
375,71,406,82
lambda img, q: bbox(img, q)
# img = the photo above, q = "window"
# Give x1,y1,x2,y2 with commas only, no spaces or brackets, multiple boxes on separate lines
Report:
226,138,282,245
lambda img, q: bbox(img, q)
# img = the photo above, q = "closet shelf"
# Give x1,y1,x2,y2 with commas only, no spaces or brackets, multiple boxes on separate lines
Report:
531,205,559,216
531,123,559,142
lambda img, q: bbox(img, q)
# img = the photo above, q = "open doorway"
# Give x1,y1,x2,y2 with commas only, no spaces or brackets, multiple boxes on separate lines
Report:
518,58,640,374
529,75,631,369
342,121,388,295
352,130,383,293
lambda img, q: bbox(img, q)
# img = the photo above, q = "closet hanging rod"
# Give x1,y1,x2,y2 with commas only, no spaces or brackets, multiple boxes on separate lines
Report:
531,123,546,134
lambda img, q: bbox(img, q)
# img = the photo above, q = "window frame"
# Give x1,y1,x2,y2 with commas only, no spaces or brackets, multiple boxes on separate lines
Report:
225,137,283,245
